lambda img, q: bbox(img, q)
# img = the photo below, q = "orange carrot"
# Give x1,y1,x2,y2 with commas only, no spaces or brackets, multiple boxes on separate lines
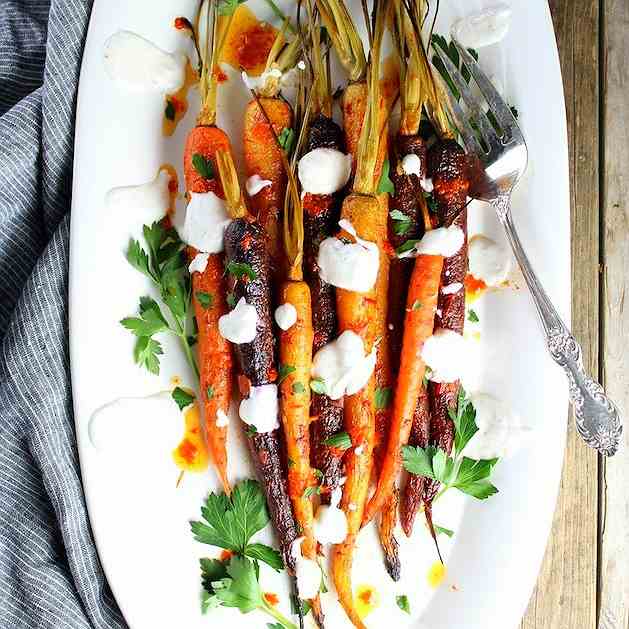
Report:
331,194,380,629
183,126,235,494
243,97,293,274
362,253,443,525
277,281,316,556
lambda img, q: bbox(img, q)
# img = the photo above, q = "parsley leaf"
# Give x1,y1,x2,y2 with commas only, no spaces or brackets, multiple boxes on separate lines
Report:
278,364,296,384
190,479,282,571
278,127,295,153
467,309,479,323
120,297,169,337
126,239,155,282
448,387,478,454
310,378,327,395
402,445,438,479
172,387,195,411
377,158,395,194
412,300,423,310
192,153,214,180
197,291,214,309
227,292,237,308
303,486,321,498
132,336,163,375
434,524,455,538
206,385,215,399
292,382,306,394
390,209,413,235
396,595,411,614
324,432,352,450
396,238,420,256
226,261,257,281
375,387,393,409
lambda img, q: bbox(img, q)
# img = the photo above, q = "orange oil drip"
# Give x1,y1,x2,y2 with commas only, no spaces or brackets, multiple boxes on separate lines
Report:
172,401,209,472
465,273,488,303
354,584,380,619
427,561,447,588
220,5,282,76
163,61,199,137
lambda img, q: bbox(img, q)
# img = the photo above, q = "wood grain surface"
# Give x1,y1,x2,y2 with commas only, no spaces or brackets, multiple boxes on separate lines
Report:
521,1,628,628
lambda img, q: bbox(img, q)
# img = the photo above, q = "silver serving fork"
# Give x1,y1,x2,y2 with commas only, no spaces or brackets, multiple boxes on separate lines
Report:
432,39,622,456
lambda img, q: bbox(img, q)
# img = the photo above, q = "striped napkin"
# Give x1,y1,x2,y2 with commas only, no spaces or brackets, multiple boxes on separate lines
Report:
0,2,125,627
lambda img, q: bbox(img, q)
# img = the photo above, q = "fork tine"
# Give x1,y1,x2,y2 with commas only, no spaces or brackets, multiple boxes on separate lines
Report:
430,65,485,156
451,39,522,142
430,44,498,149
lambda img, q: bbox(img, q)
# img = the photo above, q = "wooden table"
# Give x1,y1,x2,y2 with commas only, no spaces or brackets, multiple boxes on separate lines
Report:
520,2,629,627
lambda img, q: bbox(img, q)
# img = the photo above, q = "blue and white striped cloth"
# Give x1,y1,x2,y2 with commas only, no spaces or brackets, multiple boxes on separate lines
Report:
0,2,126,627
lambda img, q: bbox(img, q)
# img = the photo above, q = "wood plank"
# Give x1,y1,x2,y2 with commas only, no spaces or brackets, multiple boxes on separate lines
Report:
599,0,629,626
520,1,600,627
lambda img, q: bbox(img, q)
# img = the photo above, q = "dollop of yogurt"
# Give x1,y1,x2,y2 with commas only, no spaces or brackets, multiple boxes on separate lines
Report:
291,538,321,600
245,174,273,197
179,191,231,253
103,31,187,93
451,4,512,49
317,219,380,292
105,169,172,224
275,303,297,331
188,252,209,274
468,234,512,286
465,393,531,459
399,225,464,259
401,153,423,177
298,148,352,195
314,487,348,545
215,409,229,428
441,282,463,295
241,68,282,92
218,297,257,344
89,392,181,453
421,328,468,383
239,384,279,433
311,330,377,400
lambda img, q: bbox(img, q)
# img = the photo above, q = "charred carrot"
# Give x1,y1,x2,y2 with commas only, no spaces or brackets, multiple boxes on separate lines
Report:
423,140,470,509
217,149,300,569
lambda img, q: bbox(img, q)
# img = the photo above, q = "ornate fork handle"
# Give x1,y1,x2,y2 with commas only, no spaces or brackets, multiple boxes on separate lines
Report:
493,195,622,456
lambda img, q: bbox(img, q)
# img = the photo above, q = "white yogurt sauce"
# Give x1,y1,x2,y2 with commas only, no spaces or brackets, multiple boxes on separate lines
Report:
317,219,380,292
88,392,181,454
239,384,279,433
451,4,512,49
218,297,257,344
421,176,434,193
400,153,422,177
298,148,353,195
274,303,297,331
399,225,464,259
441,282,463,295
241,68,282,91
188,252,209,274
291,537,321,600
314,487,348,545
311,330,376,400
179,191,231,254
103,31,187,93
421,328,468,383
105,170,171,224
245,174,273,197
215,409,229,428
468,234,512,286
465,393,532,459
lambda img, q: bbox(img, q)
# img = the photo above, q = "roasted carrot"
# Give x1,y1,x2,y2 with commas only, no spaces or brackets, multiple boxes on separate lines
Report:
243,97,293,274
321,3,391,624
182,4,237,494
242,26,301,279
362,253,444,526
